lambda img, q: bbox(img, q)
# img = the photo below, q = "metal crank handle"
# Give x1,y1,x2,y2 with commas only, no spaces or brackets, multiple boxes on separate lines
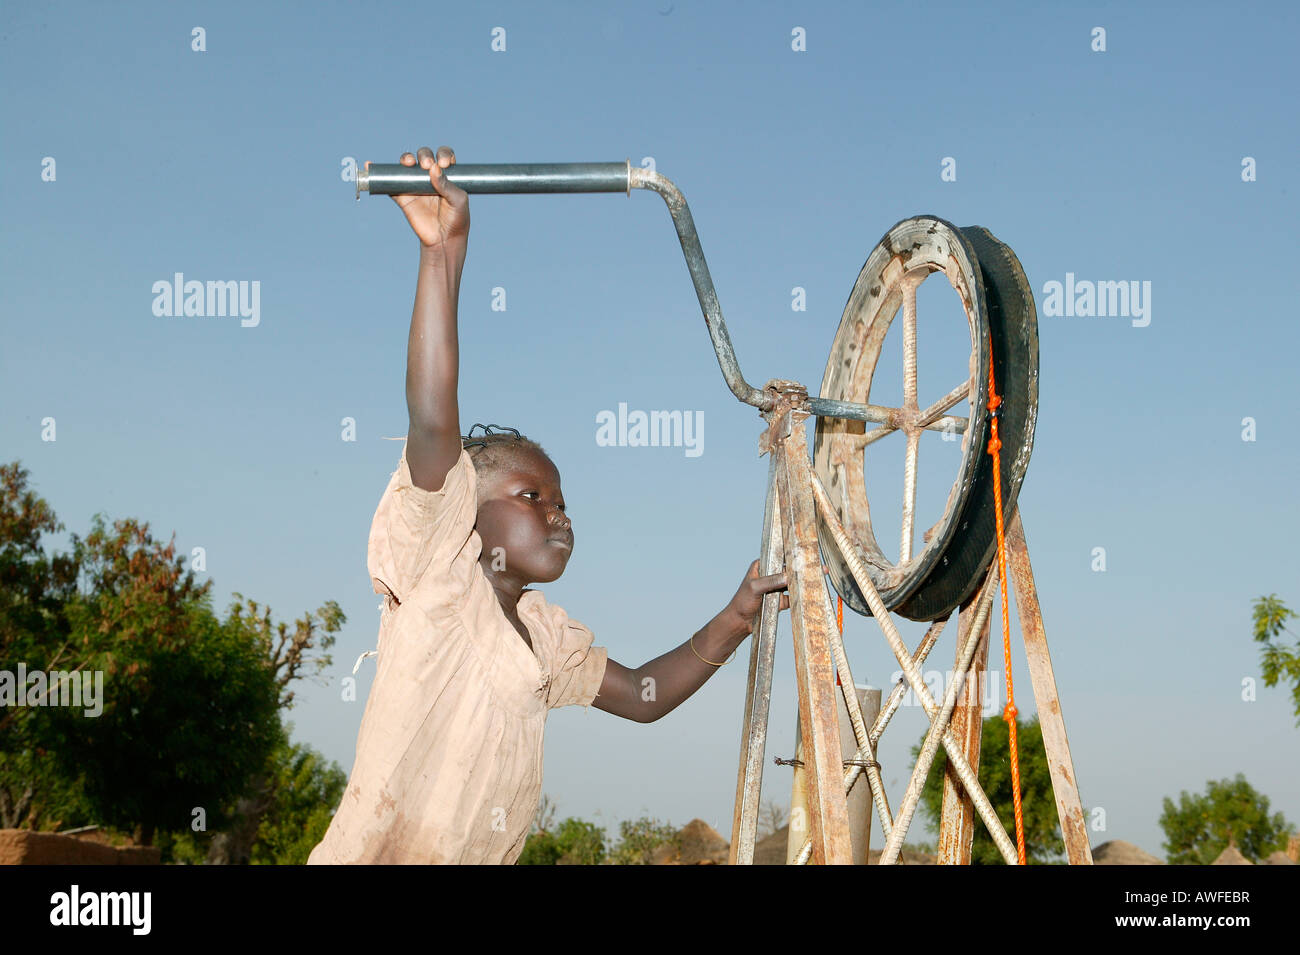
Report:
353,156,898,422
351,155,770,411
355,161,632,200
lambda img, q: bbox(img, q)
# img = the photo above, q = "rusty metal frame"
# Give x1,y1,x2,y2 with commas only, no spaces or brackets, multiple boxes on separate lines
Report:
731,380,1090,865
727,444,784,864
619,165,1086,865
767,381,856,863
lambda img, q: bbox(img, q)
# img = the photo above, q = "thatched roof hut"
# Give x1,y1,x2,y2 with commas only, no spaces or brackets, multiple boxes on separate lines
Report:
1211,844,1252,865
1092,840,1164,864
649,819,730,865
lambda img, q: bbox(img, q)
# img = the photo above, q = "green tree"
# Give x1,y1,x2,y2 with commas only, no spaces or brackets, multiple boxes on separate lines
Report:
36,513,282,846
2,461,346,859
1159,774,1291,864
3,467,283,842
249,728,347,864
914,714,1063,864
518,828,562,865
1252,594,1300,725
155,723,346,865
609,816,679,865
201,593,343,864
0,462,90,828
518,816,607,865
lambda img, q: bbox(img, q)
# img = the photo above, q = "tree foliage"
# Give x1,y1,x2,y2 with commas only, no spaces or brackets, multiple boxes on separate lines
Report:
0,462,88,827
222,592,342,711
1,460,343,859
35,513,282,845
248,731,347,865
608,816,679,865
1158,774,1291,864
518,816,607,865
914,713,1064,864
199,592,344,863
1252,594,1300,725
518,802,680,865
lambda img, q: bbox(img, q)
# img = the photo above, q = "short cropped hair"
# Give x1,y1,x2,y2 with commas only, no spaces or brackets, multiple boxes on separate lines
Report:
461,423,550,487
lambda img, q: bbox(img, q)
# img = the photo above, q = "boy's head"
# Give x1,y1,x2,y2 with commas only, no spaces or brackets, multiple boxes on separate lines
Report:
463,425,572,584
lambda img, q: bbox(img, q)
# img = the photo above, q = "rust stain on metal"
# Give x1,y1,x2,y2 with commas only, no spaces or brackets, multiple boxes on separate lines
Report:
729,446,785,864
777,413,854,864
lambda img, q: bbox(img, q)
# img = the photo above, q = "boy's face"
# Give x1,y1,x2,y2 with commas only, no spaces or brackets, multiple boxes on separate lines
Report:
475,448,573,586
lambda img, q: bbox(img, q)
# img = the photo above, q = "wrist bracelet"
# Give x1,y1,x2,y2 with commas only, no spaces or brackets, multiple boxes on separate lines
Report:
690,633,737,667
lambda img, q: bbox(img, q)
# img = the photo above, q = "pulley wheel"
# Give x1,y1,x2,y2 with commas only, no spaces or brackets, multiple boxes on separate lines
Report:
812,217,1038,621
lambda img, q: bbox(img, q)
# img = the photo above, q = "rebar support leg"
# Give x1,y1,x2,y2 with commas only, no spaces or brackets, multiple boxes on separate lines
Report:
1005,508,1094,865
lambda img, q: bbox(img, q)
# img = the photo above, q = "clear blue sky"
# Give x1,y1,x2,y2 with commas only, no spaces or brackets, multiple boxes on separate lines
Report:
3,0,1297,860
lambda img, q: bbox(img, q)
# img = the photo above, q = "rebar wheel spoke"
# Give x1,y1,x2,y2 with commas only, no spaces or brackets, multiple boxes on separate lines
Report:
898,273,926,563
902,274,920,413
857,424,898,449
901,429,920,562
918,381,971,428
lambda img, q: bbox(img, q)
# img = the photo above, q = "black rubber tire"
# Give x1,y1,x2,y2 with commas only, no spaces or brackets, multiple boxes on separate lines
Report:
889,226,1038,620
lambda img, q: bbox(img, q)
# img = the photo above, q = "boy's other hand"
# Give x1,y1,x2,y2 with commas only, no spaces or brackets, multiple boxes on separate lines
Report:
388,145,469,254
723,559,790,636
723,559,837,636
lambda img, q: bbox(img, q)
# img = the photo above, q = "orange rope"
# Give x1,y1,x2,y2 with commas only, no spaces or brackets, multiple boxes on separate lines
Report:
836,594,843,686
987,331,1027,865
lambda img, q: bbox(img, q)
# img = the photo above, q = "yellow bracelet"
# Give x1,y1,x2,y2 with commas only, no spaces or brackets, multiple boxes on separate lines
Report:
691,634,737,667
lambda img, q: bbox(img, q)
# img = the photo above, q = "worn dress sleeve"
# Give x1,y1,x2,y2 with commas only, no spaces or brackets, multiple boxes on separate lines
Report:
542,605,609,710
367,441,477,608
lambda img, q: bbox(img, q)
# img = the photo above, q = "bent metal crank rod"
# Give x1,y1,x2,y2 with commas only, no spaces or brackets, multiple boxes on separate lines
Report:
355,160,965,436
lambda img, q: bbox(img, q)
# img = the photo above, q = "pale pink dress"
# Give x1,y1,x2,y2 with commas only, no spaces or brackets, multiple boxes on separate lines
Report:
307,440,607,865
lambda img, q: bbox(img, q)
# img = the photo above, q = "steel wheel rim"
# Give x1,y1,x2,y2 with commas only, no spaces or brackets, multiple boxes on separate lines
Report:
813,216,990,618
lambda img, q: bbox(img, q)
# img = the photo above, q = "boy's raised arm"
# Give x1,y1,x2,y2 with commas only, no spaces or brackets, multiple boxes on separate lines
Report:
390,145,471,493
